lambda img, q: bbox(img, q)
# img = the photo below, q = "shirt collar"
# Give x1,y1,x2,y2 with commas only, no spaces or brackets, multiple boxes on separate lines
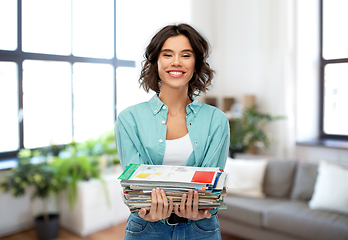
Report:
186,98,202,117
148,94,202,116
148,94,165,115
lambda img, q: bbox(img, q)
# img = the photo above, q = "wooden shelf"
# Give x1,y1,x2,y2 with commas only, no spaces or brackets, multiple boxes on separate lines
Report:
202,95,256,113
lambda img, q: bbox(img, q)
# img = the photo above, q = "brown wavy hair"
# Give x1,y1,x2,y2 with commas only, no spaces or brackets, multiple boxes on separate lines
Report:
139,23,214,98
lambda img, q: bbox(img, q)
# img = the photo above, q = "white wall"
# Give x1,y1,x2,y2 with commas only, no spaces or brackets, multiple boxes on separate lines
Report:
190,0,348,163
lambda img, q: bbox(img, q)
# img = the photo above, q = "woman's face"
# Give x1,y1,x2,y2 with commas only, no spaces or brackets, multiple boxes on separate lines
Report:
157,35,195,92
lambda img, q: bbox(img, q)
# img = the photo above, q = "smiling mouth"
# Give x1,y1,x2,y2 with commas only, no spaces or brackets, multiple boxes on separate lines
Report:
168,71,185,76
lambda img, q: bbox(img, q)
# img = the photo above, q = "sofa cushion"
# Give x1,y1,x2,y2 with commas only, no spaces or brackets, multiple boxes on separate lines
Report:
263,201,348,240
224,158,268,198
218,196,286,228
309,161,348,215
290,161,318,201
263,160,297,198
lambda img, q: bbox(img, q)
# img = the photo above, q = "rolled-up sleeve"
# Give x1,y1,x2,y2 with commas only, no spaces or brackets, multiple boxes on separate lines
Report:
114,114,144,170
201,112,230,170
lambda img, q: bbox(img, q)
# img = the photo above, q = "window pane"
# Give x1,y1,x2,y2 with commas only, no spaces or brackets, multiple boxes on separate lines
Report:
0,0,17,51
0,62,19,152
116,67,152,114
73,63,114,142
72,0,114,58
22,0,71,55
323,0,348,59
116,0,190,61
323,63,348,135
23,60,72,148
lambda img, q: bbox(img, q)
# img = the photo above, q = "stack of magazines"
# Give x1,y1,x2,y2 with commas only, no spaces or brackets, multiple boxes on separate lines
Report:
118,164,227,212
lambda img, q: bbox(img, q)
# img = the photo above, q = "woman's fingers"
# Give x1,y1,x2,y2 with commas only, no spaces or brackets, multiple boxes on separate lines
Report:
156,188,164,214
160,189,172,218
186,190,193,211
138,208,147,219
204,209,212,219
140,188,211,221
167,198,174,218
192,191,199,214
150,188,158,214
179,193,187,215
174,203,181,217
161,189,168,209
141,187,174,222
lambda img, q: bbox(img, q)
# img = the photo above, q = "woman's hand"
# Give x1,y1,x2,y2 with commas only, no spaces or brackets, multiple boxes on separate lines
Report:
138,187,174,222
174,189,211,220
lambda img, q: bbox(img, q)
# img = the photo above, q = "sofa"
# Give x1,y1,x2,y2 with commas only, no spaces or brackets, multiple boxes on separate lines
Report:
218,158,348,240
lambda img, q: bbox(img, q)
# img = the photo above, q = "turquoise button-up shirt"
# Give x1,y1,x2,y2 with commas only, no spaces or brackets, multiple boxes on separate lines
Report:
114,94,230,171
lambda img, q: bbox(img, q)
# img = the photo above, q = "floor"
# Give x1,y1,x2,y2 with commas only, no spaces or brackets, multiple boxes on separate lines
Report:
0,221,246,240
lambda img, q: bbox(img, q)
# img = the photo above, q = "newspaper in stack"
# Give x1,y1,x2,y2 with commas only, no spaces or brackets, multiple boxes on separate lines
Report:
118,164,227,212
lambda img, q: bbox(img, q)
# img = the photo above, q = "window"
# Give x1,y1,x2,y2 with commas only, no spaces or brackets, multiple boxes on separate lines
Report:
0,0,190,160
320,0,348,139
0,0,135,159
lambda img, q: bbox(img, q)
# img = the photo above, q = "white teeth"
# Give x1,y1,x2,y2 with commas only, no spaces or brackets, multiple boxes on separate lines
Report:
169,71,183,75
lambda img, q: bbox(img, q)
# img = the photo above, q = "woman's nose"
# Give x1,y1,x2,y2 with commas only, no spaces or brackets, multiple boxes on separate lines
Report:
171,56,182,66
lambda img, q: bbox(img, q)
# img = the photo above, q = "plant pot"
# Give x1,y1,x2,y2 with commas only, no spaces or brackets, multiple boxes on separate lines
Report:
229,149,239,158
35,214,59,240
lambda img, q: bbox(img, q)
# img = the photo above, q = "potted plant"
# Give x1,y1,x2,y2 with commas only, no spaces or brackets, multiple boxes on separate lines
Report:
52,133,115,236
52,154,104,210
75,130,120,172
0,151,65,240
229,105,285,158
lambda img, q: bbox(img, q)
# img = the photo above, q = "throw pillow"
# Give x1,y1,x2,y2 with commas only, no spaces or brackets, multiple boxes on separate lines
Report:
262,160,297,198
224,157,268,198
308,161,348,214
290,161,318,201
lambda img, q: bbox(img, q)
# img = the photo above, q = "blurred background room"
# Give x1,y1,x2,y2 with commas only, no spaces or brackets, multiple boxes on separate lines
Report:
0,0,347,239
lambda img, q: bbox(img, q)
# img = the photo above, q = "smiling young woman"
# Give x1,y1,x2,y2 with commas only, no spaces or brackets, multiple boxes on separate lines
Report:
115,23,230,240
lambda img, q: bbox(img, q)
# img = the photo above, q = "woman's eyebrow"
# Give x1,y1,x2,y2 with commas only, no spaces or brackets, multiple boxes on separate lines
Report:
182,49,194,53
160,49,194,53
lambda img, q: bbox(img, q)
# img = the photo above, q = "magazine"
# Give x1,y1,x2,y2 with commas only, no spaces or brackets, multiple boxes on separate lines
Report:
118,164,228,212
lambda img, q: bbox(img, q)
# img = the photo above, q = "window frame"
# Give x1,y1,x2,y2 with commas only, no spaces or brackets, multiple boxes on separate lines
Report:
319,0,348,140
0,0,135,160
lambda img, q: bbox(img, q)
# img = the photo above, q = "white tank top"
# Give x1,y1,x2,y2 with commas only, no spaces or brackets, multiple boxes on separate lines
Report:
162,133,193,166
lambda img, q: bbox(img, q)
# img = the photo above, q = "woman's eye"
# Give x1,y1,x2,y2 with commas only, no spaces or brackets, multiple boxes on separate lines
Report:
183,54,191,58
163,54,172,57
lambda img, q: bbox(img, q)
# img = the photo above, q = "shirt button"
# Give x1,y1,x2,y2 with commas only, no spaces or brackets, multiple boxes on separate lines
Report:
162,120,165,124
189,122,192,126
163,106,166,109
159,139,163,143
195,141,198,145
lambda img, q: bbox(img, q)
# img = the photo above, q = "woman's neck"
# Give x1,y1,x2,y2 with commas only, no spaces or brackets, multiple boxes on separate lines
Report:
158,89,191,115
